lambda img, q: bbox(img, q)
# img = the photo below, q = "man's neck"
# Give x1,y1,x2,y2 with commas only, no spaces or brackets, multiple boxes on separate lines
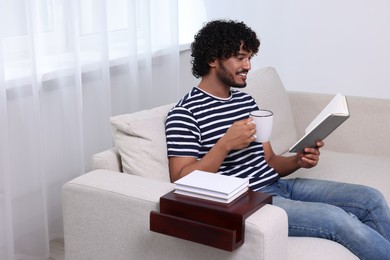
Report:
197,75,231,98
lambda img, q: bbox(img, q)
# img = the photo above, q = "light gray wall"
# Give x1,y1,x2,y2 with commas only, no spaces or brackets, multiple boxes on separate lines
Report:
189,0,390,99
179,48,200,96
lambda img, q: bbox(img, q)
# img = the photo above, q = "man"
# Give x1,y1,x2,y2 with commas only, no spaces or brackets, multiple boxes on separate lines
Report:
165,19,390,259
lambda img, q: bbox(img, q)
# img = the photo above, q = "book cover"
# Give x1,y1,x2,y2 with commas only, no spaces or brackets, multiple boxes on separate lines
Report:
289,93,350,153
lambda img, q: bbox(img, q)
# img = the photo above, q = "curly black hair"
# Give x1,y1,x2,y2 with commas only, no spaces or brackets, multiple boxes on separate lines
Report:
191,20,260,78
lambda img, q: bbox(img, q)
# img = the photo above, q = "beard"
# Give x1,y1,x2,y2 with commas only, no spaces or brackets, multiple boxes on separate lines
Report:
216,62,247,88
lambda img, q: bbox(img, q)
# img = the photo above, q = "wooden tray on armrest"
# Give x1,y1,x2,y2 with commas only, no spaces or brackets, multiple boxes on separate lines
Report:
150,190,272,251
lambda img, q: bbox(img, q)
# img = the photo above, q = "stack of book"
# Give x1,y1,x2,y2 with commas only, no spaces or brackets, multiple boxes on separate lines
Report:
173,170,249,204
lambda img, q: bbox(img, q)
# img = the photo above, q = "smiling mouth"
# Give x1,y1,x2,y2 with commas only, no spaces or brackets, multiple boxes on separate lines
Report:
238,71,248,79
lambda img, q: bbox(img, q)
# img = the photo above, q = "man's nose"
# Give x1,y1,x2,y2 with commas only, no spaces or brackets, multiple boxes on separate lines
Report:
243,58,251,70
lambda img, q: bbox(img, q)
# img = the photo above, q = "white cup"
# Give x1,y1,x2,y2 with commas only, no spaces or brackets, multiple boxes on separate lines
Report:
250,109,274,142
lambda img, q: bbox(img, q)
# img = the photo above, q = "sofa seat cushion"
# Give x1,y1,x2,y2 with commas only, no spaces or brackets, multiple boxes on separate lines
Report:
282,149,389,259
110,103,175,182
287,237,358,260
285,149,390,203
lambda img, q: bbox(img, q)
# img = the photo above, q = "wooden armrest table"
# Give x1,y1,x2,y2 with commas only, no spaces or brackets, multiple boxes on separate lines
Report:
150,190,272,251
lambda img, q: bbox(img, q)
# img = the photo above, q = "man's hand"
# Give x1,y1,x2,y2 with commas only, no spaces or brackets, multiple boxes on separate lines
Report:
297,141,324,168
219,118,256,151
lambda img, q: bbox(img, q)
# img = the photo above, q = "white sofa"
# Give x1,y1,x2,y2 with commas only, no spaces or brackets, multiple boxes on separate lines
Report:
63,67,390,260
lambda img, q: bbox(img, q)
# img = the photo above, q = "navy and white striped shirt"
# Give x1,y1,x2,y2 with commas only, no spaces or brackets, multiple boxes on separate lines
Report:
165,87,280,191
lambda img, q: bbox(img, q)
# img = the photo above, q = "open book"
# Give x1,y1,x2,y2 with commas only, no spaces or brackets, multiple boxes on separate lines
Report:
289,93,350,153
174,170,249,203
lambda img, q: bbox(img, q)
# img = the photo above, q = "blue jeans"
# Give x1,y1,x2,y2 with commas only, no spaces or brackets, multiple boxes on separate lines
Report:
260,178,390,260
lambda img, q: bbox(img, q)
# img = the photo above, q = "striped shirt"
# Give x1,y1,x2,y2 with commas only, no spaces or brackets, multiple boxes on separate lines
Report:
165,87,280,191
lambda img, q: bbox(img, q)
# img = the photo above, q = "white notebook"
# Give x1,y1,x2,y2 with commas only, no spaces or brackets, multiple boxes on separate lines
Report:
174,170,249,203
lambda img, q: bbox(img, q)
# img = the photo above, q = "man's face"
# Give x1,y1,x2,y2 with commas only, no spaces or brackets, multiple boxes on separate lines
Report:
216,47,253,88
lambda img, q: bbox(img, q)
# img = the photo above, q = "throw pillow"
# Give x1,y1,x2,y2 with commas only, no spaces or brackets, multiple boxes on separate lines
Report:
110,103,175,182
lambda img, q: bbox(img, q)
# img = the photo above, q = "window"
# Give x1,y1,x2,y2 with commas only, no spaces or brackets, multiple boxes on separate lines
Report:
1,0,206,86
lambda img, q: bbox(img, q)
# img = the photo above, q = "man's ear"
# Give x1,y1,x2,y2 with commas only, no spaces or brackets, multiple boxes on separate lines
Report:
208,59,217,68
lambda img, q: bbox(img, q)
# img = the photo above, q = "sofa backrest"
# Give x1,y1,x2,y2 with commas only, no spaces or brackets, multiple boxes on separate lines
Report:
110,66,297,182
245,67,297,154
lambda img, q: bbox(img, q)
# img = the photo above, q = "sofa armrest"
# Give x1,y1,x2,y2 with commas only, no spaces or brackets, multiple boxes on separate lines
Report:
63,170,288,260
92,147,122,172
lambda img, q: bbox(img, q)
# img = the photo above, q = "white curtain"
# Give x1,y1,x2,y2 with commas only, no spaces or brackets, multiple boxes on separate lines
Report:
0,0,180,259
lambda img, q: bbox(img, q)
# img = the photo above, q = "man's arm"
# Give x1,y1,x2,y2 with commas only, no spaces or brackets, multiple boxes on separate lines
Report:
262,141,324,177
169,117,256,182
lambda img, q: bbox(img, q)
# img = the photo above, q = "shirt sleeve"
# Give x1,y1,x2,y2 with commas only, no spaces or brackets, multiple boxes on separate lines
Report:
165,106,201,158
